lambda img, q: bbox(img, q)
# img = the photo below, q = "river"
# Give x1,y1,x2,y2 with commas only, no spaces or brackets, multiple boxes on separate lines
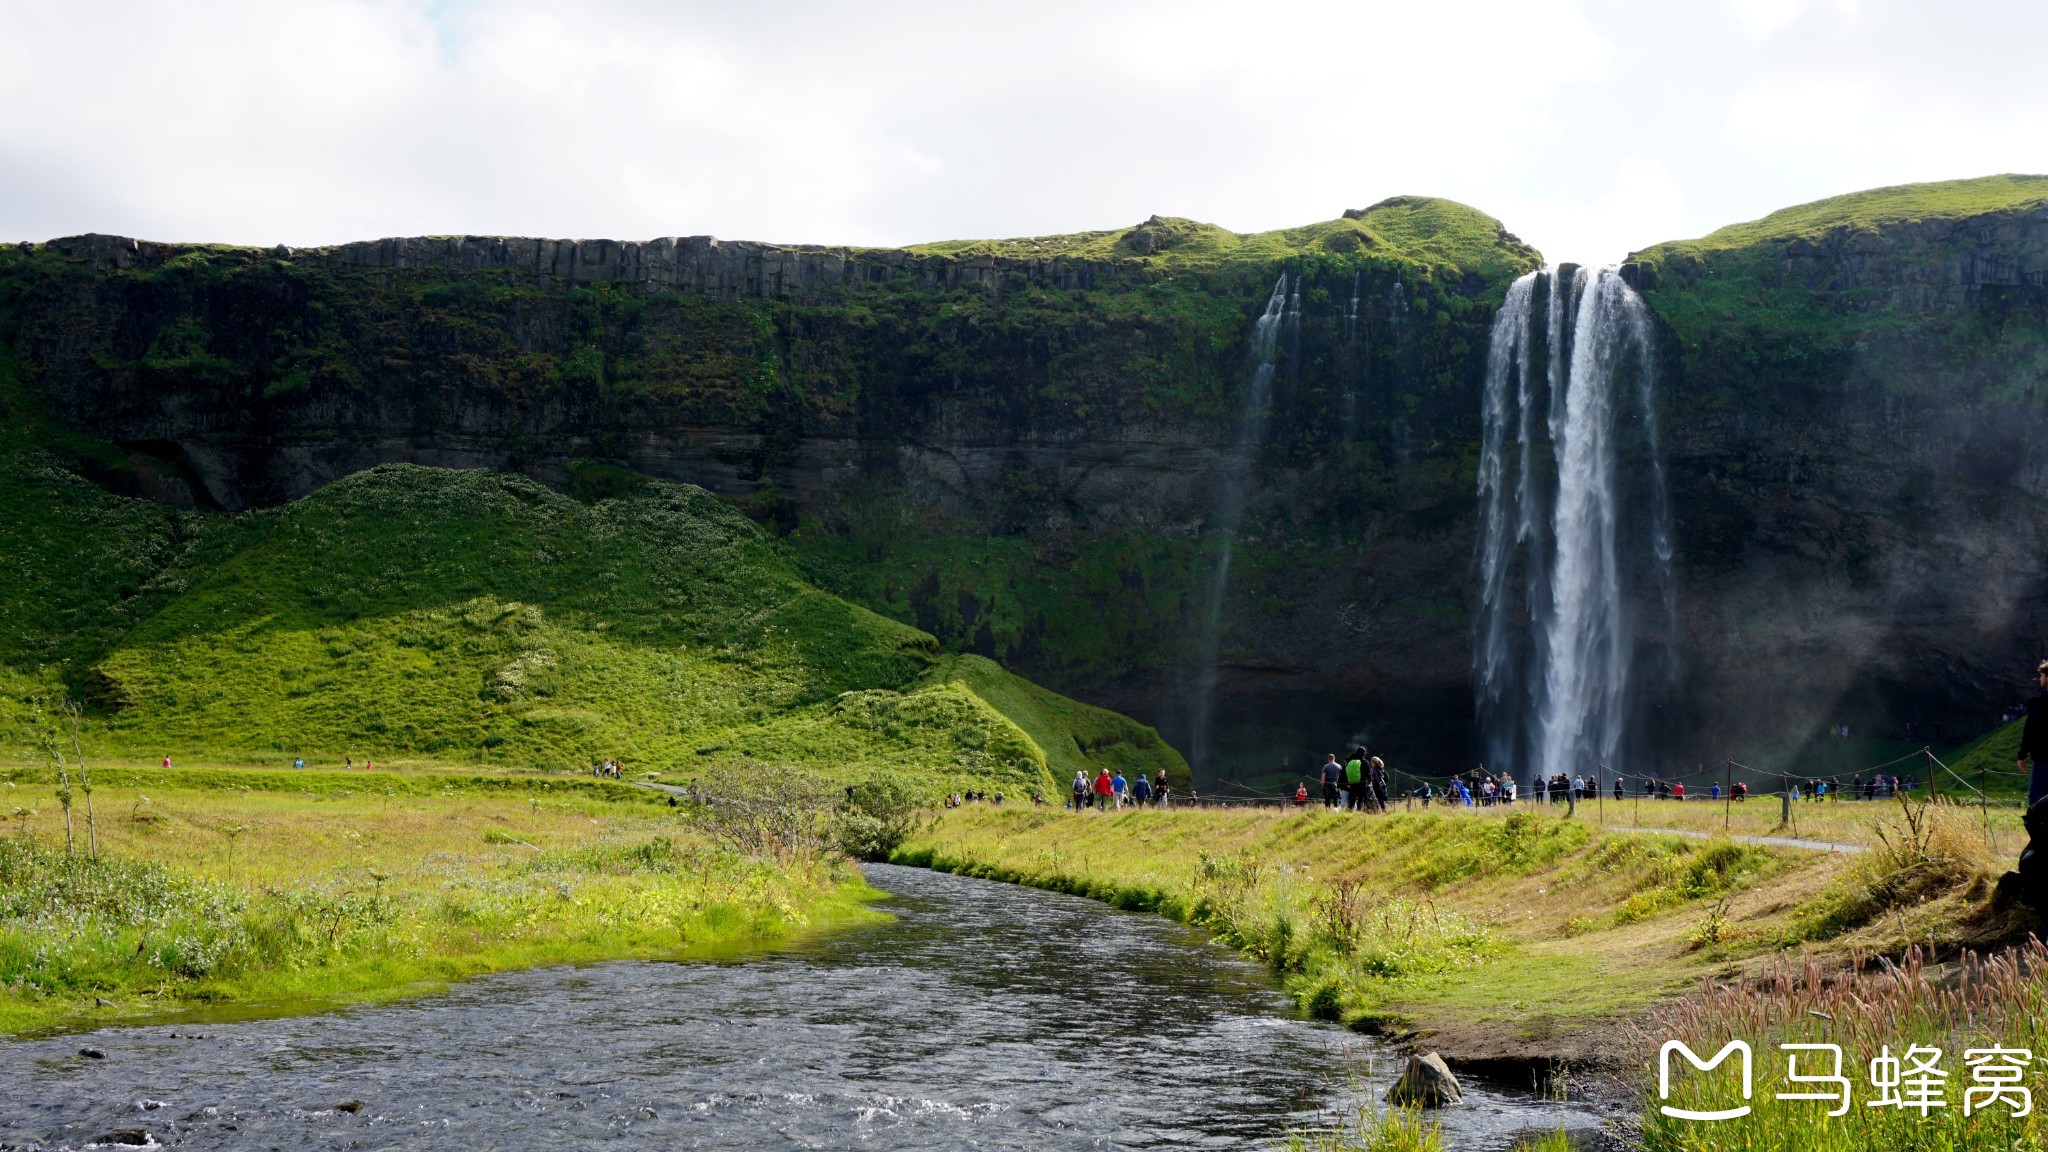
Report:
0,864,1610,1149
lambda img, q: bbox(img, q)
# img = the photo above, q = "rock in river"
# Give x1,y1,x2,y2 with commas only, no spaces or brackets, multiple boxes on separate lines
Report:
1386,1052,1463,1107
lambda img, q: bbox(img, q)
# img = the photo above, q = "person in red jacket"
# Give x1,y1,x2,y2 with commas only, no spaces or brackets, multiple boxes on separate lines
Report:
1091,768,1114,810
1293,782,1309,806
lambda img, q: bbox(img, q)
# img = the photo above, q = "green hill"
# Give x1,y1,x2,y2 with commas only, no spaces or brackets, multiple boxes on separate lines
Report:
0,449,1182,797
1636,174,2048,261
904,196,1540,283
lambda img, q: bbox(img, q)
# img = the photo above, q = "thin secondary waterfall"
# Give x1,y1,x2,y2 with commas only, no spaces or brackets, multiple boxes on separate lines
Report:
1474,265,1672,783
1187,273,1297,776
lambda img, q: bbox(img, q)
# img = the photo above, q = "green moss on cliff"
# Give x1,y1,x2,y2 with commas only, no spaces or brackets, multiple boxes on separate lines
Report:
1627,175,2048,428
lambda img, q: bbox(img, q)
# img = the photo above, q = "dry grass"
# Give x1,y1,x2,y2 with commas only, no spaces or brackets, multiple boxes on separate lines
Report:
0,777,874,1034
1634,944,2048,1150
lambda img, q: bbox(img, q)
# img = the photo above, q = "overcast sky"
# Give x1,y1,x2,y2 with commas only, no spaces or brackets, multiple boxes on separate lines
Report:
1,0,2041,264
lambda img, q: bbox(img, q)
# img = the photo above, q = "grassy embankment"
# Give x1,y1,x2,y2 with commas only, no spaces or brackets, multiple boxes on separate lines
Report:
897,796,2016,1068
0,765,877,1035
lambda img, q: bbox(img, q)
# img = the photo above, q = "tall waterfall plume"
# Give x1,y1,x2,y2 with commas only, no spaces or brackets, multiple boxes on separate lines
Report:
1187,273,1298,776
1474,265,1674,784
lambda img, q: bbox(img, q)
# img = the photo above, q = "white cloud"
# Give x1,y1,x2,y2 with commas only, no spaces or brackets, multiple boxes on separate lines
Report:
0,0,2040,258
1487,158,1689,267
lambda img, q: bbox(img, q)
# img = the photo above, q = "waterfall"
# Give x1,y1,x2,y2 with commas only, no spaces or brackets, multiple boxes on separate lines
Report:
1474,266,1673,783
1186,273,1297,777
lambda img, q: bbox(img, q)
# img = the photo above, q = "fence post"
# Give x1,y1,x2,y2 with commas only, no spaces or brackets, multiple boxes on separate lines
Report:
1723,759,1733,832
1780,774,1791,828
1596,762,1605,825
1982,760,1993,849
1924,747,1937,804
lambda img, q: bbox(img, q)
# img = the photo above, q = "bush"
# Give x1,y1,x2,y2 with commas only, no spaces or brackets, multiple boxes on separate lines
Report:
836,777,926,861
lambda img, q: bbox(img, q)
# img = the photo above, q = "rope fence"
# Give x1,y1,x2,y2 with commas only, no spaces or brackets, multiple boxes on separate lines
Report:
1111,744,2039,822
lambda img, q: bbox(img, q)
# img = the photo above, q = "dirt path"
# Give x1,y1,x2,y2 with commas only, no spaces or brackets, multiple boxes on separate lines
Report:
1618,825,1868,854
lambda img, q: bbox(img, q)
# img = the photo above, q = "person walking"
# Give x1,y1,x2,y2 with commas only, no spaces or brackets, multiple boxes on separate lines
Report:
1133,771,1153,807
1071,771,1089,811
1091,768,1114,809
1111,770,1129,808
1344,748,1367,812
2021,660,2048,807
1371,756,1389,812
1319,754,1342,809
1293,781,1309,806
1154,771,1172,808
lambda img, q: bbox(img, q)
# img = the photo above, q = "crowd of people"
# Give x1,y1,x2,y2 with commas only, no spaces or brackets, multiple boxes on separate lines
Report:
1069,768,1174,810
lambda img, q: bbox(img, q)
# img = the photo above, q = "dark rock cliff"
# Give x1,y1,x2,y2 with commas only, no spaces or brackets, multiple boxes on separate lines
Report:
11,181,2048,781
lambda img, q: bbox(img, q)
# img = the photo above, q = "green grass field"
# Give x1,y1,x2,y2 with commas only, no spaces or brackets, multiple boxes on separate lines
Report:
0,770,878,1034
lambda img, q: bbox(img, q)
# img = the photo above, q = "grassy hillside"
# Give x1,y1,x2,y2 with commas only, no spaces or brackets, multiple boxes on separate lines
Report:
0,448,1185,796
905,195,1541,283
1639,174,2048,259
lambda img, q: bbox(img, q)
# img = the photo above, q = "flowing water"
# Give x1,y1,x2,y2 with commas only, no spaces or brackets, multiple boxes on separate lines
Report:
0,865,1608,1150
1187,275,1299,778
1474,265,1674,785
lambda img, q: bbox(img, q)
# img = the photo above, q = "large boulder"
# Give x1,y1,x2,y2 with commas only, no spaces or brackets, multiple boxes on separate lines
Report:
1386,1051,1463,1107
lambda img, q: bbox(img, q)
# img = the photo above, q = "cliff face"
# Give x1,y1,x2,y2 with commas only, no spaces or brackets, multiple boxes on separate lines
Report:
0,201,1535,779
11,178,2048,781
1633,176,2048,761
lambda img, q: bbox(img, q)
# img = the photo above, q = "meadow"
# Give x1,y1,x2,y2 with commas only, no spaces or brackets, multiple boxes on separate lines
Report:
0,766,878,1035
898,793,2029,1150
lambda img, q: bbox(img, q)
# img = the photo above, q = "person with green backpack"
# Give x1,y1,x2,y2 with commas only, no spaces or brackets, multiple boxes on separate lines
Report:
1343,747,1367,812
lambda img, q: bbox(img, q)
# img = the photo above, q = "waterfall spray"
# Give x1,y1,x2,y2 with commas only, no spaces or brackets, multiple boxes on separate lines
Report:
1474,266,1673,783
1187,273,1297,777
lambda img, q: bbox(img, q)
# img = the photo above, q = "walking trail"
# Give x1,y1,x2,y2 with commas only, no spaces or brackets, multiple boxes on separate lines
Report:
1614,825,1867,854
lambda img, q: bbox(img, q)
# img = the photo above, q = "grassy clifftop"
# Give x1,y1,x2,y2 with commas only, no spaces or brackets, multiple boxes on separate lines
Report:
906,195,1541,283
1637,173,2048,261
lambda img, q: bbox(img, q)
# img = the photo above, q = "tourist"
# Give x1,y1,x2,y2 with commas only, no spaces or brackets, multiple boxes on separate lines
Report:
1371,757,1389,811
1133,772,1153,807
162,755,171,769
1155,771,1172,808
1072,771,1088,811
1710,783,1721,802
1417,780,1433,807
1112,770,1128,808
1320,753,1342,809
1673,782,1685,801
1344,748,1367,812
2022,660,2048,807
293,757,304,770
1612,776,1624,801
1293,781,1309,806
1092,768,1114,809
